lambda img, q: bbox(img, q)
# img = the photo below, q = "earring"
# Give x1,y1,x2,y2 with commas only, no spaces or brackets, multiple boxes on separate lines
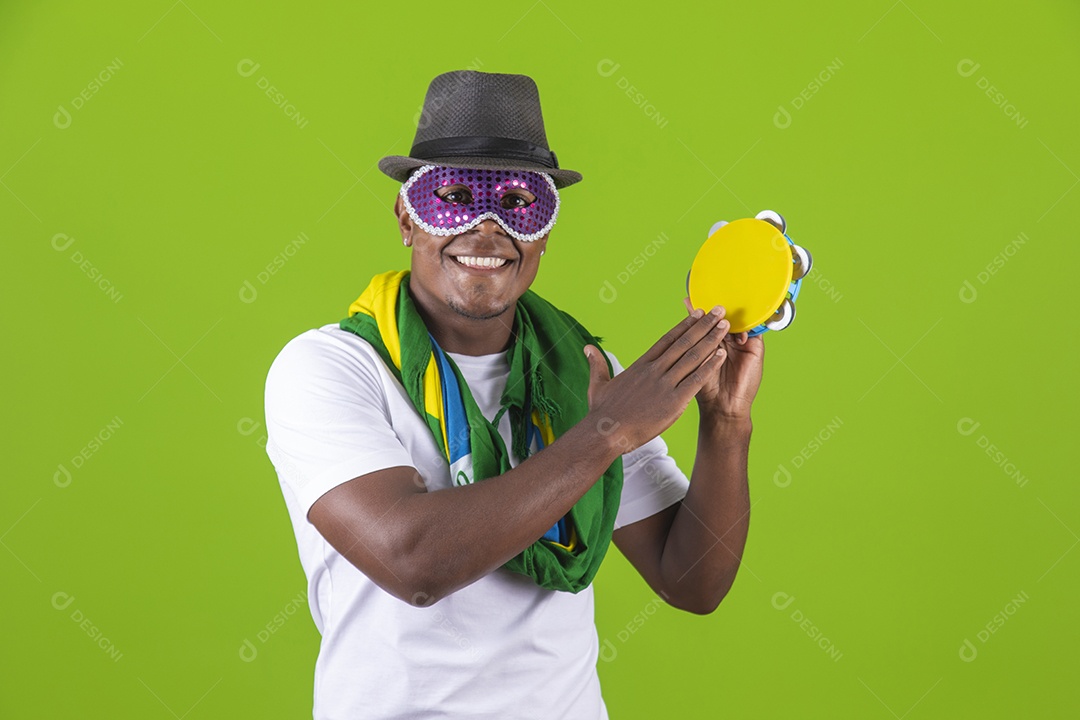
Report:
540,250,545,256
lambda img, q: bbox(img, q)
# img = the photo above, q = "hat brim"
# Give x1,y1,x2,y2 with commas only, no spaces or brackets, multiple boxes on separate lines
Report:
378,155,582,189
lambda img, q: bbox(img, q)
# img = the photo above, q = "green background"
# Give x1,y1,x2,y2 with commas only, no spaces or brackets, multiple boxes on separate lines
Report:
3,0,1077,717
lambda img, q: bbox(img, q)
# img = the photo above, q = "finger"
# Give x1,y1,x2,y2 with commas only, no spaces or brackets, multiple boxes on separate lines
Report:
683,296,694,315
584,344,611,384
674,347,727,396
735,331,748,345
655,305,727,372
638,309,705,364
665,314,730,384
583,345,611,408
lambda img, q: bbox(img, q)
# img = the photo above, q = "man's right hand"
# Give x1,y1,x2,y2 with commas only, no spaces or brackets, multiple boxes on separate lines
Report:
583,305,731,453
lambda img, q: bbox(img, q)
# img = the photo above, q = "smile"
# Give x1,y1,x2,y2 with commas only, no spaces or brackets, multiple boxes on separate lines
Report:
452,256,511,271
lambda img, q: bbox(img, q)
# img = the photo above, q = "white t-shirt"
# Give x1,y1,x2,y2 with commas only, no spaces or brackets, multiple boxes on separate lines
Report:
264,323,690,720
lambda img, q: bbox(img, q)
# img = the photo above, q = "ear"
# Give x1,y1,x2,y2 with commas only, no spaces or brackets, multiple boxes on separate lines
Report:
394,194,412,246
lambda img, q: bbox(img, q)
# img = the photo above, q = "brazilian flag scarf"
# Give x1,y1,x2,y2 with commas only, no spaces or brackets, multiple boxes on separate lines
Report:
338,270,623,593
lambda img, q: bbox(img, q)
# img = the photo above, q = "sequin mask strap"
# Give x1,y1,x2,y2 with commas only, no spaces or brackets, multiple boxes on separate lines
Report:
400,165,560,242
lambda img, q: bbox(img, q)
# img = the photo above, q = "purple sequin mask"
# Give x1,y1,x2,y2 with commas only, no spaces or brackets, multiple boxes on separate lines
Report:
400,164,560,242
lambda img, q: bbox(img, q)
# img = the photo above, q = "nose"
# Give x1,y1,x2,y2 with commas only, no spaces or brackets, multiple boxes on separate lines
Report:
472,217,507,237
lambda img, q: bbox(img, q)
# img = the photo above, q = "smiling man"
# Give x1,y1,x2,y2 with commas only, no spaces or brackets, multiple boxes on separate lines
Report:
264,70,765,719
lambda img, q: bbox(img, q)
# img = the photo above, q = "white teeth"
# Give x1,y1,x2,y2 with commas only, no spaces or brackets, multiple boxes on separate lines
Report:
454,256,508,268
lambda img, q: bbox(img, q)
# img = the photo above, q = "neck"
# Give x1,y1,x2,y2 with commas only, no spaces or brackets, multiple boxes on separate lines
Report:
408,286,516,355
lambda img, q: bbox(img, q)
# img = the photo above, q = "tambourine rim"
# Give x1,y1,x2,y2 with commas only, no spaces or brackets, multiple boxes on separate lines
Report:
688,218,795,334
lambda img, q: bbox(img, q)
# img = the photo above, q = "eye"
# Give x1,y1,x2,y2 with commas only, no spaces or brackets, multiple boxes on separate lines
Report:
501,191,536,210
436,185,472,204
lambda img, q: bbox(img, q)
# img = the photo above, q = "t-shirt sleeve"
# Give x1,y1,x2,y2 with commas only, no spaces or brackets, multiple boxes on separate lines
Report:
263,329,417,520
602,350,691,529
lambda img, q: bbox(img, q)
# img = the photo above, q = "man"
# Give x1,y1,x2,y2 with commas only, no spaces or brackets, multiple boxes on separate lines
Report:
264,70,765,719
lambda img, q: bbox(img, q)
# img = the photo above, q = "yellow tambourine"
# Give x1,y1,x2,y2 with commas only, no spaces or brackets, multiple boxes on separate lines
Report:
687,210,811,337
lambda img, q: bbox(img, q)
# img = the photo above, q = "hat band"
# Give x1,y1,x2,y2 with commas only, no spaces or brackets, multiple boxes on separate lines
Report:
410,136,560,170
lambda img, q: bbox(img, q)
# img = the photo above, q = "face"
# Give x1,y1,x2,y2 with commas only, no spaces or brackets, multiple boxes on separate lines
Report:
395,166,554,322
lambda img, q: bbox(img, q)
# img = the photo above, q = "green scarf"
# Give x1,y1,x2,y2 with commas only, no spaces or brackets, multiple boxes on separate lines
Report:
338,270,623,593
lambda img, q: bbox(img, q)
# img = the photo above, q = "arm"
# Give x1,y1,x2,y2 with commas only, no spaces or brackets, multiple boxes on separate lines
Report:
612,301,764,615
613,414,751,615
308,413,621,607
308,309,733,608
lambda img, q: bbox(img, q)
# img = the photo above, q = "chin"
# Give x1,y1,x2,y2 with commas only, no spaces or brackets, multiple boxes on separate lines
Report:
447,297,513,321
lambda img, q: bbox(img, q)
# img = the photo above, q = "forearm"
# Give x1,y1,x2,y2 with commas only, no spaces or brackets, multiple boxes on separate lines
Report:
397,412,621,602
660,412,752,614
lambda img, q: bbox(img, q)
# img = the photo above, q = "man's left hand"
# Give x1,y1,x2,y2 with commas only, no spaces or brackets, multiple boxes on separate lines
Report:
682,297,764,421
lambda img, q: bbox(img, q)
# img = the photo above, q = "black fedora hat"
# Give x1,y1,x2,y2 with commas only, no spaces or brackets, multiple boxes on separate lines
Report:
378,70,583,189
